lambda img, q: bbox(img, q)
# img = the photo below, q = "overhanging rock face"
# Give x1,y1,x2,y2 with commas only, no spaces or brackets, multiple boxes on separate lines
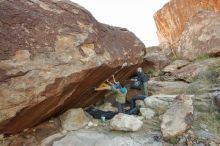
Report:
0,0,145,134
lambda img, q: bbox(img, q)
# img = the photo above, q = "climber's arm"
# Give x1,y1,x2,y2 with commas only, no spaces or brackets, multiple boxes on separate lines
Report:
112,75,119,84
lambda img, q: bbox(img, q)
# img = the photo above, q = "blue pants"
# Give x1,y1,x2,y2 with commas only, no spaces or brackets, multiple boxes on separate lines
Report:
117,102,125,113
130,95,147,109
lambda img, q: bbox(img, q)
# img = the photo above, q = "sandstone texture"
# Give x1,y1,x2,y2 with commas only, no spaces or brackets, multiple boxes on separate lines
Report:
161,95,194,139
148,80,189,95
0,0,145,134
162,60,190,73
52,129,163,146
173,58,220,82
140,108,155,119
143,46,170,74
176,11,220,60
60,108,89,131
154,0,220,60
154,0,220,46
110,113,143,132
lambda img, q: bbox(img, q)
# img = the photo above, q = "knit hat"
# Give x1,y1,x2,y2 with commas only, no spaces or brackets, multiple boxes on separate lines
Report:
114,83,120,89
120,87,127,93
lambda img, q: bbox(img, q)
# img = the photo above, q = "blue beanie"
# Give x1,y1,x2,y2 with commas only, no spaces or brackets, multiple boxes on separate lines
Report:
114,83,120,89
120,87,127,93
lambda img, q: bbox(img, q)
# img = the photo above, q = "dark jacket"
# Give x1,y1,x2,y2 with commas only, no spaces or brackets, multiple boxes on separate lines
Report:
137,72,149,84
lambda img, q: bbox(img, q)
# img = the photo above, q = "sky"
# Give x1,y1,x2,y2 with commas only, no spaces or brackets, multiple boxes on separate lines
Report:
70,0,169,47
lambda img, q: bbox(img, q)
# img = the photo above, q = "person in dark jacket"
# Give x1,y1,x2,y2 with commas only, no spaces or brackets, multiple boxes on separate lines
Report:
136,67,149,96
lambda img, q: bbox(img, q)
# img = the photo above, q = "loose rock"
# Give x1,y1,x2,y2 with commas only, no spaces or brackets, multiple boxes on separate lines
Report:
140,108,155,119
110,113,143,132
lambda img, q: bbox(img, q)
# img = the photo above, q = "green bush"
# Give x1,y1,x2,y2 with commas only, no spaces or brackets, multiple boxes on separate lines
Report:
195,54,210,61
147,68,157,77
196,70,219,84
168,136,179,144
184,68,219,95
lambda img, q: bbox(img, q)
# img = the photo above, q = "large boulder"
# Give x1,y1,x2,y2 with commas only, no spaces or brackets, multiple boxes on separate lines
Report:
176,10,220,60
110,113,143,132
161,95,194,139
144,96,170,110
154,0,220,48
0,0,145,134
144,95,176,114
154,0,220,60
60,108,89,131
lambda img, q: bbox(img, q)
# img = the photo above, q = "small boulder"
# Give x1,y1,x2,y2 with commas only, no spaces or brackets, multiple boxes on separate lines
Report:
161,95,194,139
140,108,155,119
60,108,89,131
110,113,143,131
144,96,169,110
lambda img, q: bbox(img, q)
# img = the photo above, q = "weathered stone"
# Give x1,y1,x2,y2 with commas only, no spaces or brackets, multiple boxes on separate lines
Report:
176,11,220,60
60,108,89,131
144,95,171,114
173,58,220,82
161,95,194,139
94,136,162,146
148,80,189,95
0,0,145,134
163,60,190,73
40,133,63,146
209,141,218,146
154,0,220,49
110,113,143,132
52,129,163,146
140,108,155,119
143,46,170,75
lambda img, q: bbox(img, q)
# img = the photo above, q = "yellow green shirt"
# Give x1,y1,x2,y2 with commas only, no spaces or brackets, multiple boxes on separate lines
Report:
111,86,127,103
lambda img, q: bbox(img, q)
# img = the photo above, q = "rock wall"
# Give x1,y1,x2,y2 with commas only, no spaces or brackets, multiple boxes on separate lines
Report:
176,10,220,60
154,0,220,46
154,0,220,60
0,0,145,134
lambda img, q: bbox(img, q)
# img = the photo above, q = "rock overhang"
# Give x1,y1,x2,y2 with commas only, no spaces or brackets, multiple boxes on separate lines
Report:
0,0,145,134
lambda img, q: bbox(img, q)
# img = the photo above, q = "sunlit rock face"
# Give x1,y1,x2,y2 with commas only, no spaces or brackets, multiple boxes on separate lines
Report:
0,0,145,134
154,0,220,60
